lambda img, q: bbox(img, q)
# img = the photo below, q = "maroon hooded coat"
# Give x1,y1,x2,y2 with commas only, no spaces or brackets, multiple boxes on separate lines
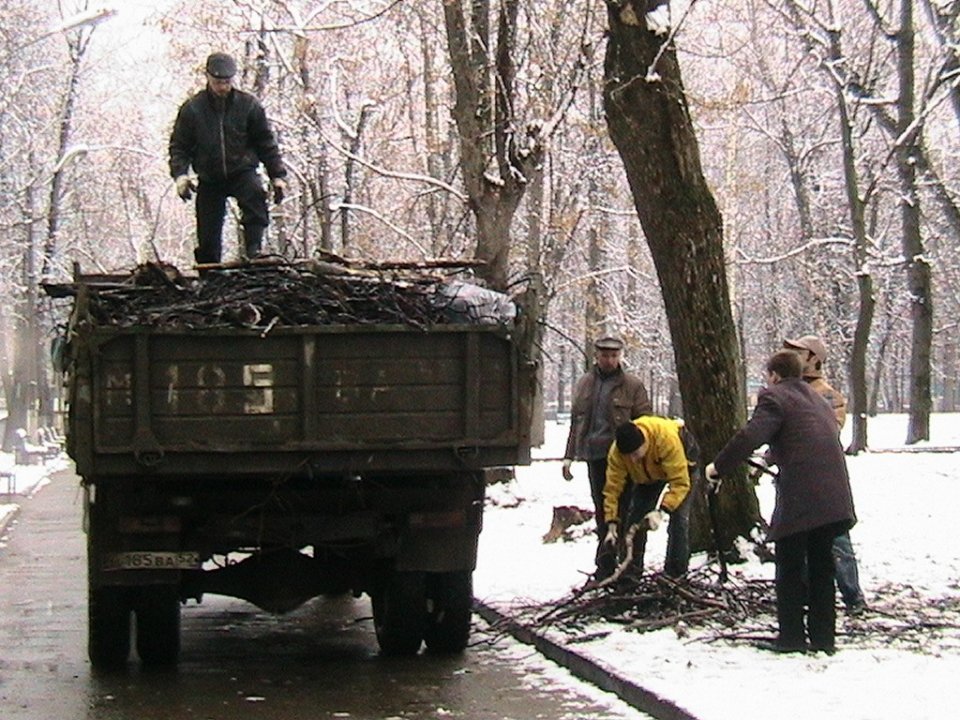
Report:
713,377,856,541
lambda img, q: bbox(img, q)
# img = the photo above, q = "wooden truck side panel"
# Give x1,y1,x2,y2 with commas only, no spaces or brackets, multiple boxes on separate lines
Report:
72,325,529,477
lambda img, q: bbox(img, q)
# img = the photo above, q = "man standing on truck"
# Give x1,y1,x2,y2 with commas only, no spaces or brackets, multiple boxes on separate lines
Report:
168,52,287,264
562,336,651,578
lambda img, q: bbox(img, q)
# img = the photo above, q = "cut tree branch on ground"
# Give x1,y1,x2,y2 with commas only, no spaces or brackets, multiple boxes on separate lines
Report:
483,564,960,655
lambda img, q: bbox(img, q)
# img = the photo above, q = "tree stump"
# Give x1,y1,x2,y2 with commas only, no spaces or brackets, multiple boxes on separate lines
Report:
542,505,594,543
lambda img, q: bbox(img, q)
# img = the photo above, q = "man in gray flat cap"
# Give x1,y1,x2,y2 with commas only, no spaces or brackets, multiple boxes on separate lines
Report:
563,336,651,578
169,52,287,265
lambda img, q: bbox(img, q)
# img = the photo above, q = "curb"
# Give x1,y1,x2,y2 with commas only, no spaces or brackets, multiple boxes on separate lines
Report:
474,600,699,720
0,502,21,538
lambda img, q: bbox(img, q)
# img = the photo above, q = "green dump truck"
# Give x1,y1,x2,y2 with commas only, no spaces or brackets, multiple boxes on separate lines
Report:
48,261,538,667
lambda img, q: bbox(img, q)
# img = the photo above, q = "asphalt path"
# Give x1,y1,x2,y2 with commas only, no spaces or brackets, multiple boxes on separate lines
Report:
0,468,645,720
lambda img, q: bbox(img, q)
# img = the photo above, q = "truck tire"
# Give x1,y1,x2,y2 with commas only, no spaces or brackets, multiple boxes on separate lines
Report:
87,492,132,669
134,585,181,666
372,571,426,656
88,585,132,668
424,571,473,654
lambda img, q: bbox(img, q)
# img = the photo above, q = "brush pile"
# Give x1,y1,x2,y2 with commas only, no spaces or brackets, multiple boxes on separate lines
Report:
493,566,960,653
44,257,518,330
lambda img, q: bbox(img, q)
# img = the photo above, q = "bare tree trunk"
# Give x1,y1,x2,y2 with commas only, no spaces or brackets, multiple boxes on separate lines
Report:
585,216,604,339
417,8,453,255
291,35,333,254
42,42,84,276
943,332,958,412
442,0,543,291
826,20,874,454
341,103,374,251
920,0,960,129
7,168,42,445
602,2,759,550
868,320,891,416
248,21,268,97
895,0,933,443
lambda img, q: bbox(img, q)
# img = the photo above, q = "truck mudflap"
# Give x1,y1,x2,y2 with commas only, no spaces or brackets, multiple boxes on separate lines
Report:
395,502,482,573
395,528,480,572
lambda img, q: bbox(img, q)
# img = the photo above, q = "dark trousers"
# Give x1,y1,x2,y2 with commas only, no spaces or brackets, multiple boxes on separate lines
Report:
624,481,691,578
195,170,269,263
587,458,614,552
775,521,845,650
801,531,865,609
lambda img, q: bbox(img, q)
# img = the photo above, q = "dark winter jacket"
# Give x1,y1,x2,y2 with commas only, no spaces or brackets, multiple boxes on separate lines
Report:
713,377,856,541
564,366,652,461
168,88,286,184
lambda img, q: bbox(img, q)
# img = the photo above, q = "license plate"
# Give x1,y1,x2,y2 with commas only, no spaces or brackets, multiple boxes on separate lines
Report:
102,551,200,571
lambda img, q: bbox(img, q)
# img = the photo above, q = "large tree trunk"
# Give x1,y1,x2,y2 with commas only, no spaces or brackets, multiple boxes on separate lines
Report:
826,21,873,454
895,0,933,443
418,7,454,255
602,2,759,551
443,0,542,291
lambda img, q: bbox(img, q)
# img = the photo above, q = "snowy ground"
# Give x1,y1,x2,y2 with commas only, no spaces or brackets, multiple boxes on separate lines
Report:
476,413,960,720
0,453,67,537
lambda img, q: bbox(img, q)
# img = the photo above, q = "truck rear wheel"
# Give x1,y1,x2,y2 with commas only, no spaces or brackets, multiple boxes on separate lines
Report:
134,585,181,666
372,571,426,656
88,586,132,668
424,571,473,654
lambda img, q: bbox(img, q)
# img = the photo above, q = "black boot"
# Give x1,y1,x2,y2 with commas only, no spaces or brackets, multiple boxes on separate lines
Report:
594,543,617,581
243,225,264,260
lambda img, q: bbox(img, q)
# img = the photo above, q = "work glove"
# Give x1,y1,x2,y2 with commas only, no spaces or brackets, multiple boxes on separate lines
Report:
643,509,664,532
705,462,722,494
602,521,618,548
561,459,573,481
175,175,194,201
271,177,287,204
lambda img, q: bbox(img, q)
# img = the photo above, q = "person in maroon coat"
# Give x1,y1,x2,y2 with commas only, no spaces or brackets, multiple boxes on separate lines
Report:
705,350,856,654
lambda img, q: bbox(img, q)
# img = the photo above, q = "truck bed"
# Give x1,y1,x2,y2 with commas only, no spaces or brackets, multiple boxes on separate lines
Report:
56,262,537,478
71,324,528,476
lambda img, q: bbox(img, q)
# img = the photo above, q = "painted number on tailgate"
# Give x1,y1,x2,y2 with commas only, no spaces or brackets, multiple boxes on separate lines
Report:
163,363,274,414
243,363,274,414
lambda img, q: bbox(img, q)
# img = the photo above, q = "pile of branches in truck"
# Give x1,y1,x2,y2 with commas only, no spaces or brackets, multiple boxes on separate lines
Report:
43,257,518,330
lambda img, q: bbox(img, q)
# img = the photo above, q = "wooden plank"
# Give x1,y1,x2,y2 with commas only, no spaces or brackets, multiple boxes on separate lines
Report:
91,325,517,451
147,359,300,388
315,385,461,413
464,333,479,437
314,332,464,359
315,412,471,441
149,388,299,416
318,358,461,386
302,336,318,439
99,415,301,446
148,335,301,362
134,334,152,438
478,410,512,435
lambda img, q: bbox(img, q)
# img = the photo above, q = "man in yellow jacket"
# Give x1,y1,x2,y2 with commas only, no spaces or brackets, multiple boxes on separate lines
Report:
602,416,696,577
